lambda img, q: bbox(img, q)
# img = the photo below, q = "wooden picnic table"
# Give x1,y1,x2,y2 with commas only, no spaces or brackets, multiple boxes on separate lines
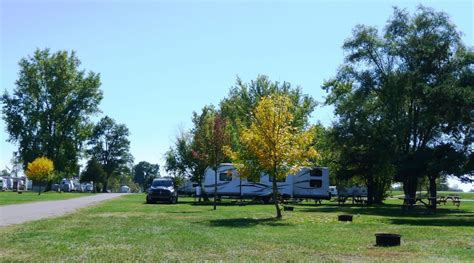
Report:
400,196,461,209
446,196,461,207
352,195,367,205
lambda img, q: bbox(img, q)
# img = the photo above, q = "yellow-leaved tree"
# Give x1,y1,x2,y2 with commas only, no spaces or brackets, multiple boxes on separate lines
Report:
227,94,317,218
26,157,54,195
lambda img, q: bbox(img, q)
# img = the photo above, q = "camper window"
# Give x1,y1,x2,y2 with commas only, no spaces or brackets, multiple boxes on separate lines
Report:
310,169,322,177
269,176,285,182
310,180,322,188
219,172,232,181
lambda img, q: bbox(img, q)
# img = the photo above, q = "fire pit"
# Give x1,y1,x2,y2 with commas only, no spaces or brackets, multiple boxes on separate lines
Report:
375,233,401,246
338,214,353,222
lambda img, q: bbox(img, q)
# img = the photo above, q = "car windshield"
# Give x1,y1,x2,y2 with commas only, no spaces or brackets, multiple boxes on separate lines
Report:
152,180,173,187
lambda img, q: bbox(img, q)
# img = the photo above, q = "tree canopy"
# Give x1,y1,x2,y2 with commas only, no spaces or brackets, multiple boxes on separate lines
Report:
1,49,103,175
227,94,317,218
134,161,160,190
87,116,133,192
26,156,54,195
323,6,473,201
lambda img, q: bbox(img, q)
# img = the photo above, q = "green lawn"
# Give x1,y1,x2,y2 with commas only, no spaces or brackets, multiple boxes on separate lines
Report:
0,194,473,262
0,191,94,206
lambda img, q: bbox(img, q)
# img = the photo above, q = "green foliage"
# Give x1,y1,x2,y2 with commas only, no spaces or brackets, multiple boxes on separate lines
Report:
1,49,103,174
221,75,316,152
87,116,133,192
133,161,160,190
227,95,317,218
0,169,9,177
80,158,105,192
323,6,473,201
192,108,230,170
164,130,205,185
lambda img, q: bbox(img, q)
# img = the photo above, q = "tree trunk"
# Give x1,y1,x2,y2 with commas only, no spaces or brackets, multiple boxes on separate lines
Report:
272,175,282,219
429,175,437,210
213,167,217,210
366,175,374,205
102,180,108,193
403,175,417,204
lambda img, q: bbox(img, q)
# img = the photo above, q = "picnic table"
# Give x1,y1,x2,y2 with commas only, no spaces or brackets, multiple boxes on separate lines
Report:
352,195,367,205
400,196,461,209
446,196,461,207
336,195,367,205
337,195,347,205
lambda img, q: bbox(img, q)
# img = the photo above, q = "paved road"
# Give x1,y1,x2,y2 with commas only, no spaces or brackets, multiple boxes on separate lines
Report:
0,193,126,227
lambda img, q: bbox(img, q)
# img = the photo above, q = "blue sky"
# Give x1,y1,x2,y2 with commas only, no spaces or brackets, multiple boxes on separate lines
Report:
1,1,472,189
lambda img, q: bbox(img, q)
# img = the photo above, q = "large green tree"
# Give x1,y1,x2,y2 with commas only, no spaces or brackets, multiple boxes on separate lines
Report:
323,6,473,202
221,75,316,151
133,161,160,190
1,49,103,175
87,116,133,192
80,158,105,193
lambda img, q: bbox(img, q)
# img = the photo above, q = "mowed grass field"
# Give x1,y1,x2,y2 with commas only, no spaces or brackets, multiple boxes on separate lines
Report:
0,194,473,262
0,191,95,206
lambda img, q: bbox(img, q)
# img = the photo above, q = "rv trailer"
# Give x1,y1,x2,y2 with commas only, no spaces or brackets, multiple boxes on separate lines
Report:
202,163,330,201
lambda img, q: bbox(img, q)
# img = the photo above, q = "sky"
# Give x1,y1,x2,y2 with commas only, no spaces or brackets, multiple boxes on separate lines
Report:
1,0,473,190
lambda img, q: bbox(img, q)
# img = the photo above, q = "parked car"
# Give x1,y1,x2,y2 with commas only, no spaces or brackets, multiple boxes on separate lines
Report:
120,185,130,193
51,184,61,192
146,178,178,204
84,183,94,193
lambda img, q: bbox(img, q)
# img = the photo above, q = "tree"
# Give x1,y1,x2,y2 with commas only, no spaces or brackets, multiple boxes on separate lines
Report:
1,49,103,175
134,161,160,190
221,75,316,151
87,116,133,192
164,130,209,201
0,169,9,178
322,80,396,204
25,157,54,195
424,143,466,208
323,6,473,202
311,123,341,186
164,131,194,179
227,95,317,219
80,158,105,193
193,107,230,210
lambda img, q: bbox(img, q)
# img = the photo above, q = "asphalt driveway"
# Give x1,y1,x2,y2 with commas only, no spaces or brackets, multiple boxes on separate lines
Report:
0,193,126,227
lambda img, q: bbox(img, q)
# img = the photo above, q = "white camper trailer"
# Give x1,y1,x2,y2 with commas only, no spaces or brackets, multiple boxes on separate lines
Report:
60,178,80,192
202,163,330,201
178,179,196,196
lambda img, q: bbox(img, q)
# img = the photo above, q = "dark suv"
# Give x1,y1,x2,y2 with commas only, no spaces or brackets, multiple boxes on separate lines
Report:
146,178,178,204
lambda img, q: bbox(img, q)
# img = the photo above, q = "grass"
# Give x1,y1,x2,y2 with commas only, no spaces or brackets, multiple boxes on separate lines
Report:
0,191,94,206
0,194,473,262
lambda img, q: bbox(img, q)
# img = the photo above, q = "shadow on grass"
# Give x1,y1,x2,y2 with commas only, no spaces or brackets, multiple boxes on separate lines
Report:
207,217,290,228
162,210,204,214
389,215,474,227
188,201,269,207
298,203,471,218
